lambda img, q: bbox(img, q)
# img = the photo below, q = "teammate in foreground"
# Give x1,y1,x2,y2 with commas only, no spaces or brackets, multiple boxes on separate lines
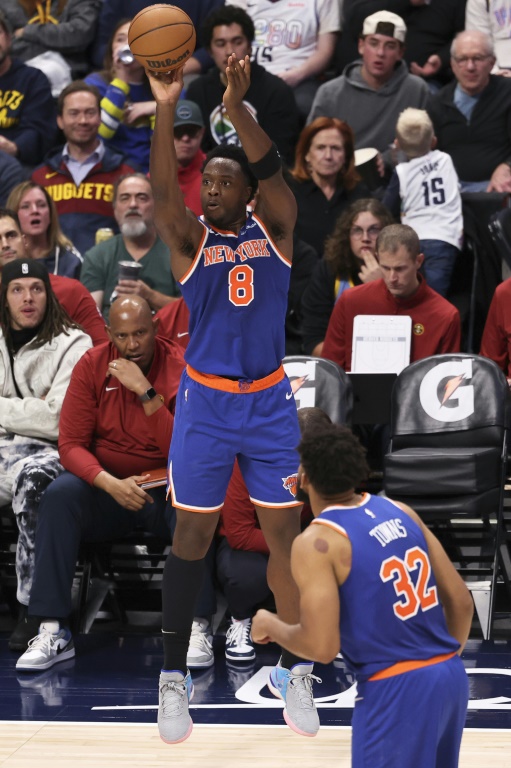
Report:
148,54,318,743
253,424,473,767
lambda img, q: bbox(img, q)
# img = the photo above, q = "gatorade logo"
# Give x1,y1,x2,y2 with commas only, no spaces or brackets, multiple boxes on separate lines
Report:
419,359,475,422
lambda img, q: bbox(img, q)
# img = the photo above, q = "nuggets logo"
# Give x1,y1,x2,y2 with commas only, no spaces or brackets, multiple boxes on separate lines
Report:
413,323,425,335
282,473,298,497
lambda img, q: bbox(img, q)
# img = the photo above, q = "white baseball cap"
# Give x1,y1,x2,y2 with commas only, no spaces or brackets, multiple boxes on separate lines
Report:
362,11,407,44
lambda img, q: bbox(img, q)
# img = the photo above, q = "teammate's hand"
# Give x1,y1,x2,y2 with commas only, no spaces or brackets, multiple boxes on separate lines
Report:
251,609,274,644
223,53,251,114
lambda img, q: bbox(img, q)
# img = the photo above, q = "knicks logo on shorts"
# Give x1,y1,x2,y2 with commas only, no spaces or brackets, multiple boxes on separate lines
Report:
282,473,298,497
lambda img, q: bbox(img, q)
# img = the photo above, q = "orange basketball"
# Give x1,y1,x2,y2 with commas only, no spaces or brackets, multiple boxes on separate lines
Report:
128,4,196,73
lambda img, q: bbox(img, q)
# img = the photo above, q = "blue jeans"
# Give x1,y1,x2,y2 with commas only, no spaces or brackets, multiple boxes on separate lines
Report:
419,239,460,297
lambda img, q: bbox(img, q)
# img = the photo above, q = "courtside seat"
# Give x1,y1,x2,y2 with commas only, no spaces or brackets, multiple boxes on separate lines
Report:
383,353,511,639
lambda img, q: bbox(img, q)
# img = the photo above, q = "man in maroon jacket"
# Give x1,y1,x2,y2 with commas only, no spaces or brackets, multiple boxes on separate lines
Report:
322,224,461,371
15,295,185,669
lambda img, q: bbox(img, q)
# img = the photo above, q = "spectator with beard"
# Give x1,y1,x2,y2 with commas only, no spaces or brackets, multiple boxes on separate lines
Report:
80,173,181,321
31,81,136,255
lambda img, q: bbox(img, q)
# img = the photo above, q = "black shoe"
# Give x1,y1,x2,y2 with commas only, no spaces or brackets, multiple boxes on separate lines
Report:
9,607,41,651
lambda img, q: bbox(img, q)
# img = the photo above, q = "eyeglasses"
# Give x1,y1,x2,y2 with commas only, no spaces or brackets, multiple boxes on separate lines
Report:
452,54,492,67
350,225,382,239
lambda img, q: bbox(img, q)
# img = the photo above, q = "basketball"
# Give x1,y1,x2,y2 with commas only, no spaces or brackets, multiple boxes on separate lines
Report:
128,4,196,73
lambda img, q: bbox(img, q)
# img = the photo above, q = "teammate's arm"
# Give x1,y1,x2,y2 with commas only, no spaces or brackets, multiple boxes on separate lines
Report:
223,54,297,260
396,502,474,653
252,527,343,662
148,67,205,280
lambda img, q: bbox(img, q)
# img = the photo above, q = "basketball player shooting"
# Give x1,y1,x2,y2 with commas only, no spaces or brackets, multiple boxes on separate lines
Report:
148,55,320,744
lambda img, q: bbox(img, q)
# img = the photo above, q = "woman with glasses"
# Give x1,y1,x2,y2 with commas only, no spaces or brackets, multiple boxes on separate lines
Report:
85,18,154,173
290,117,370,256
301,198,394,356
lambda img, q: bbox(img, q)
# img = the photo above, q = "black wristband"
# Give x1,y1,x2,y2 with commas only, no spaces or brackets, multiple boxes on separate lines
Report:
248,143,282,180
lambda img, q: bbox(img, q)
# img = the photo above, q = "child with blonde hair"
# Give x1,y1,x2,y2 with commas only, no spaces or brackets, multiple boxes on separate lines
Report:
383,108,463,296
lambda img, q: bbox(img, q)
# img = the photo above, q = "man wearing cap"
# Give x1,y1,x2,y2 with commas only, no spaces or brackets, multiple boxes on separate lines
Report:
308,11,430,171
80,173,181,322
0,9,56,169
0,257,92,650
174,100,206,218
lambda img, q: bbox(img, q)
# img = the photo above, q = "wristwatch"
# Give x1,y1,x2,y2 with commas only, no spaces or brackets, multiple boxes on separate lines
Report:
138,386,158,402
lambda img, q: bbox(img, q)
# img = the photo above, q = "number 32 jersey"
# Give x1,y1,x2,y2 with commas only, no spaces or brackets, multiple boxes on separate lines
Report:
312,493,460,683
179,212,291,381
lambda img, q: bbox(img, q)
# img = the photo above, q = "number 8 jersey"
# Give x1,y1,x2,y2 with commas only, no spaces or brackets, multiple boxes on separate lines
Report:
179,212,291,381
312,493,460,683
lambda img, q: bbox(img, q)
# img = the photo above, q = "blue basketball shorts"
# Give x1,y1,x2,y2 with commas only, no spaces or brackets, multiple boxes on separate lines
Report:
352,654,468,767
167,365,302,512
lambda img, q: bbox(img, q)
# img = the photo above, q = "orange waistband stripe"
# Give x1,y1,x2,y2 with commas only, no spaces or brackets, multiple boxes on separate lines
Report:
186,364,285,393
368,651,457,681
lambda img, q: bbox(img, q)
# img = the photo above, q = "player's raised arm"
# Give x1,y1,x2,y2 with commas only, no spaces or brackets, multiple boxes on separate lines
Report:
148,67,204,279
223,54,297,259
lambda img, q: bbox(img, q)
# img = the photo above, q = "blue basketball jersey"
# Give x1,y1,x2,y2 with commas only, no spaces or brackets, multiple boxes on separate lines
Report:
179,212,291,380
312,494,460,683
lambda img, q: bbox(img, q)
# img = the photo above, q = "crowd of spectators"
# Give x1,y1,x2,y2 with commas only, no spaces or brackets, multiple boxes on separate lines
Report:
2,0,511,677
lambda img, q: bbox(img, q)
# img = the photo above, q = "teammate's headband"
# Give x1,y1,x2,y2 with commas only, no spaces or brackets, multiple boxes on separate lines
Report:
2,258,50,288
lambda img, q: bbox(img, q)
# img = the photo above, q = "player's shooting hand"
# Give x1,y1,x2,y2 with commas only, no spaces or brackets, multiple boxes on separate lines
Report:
107,475,154,510
223,54,251,113
358,251,382,283
107,357,151,395
251,609,274,644
147,66,184,107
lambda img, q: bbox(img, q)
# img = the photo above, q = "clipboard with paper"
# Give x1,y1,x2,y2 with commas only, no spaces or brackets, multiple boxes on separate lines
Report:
351,315,412,373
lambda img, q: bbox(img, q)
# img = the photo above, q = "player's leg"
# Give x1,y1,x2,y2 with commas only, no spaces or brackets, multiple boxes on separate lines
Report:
158,373,236,744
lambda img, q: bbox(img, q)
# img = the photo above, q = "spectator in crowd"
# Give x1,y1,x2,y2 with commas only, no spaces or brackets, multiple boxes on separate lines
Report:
429,30,511,193
31,81,136,256
465,0,511,75
290,117,370,256
2,0,101,94
0,257,92,651
480,277,511,381
226,0,340,119
0,153,24,207
0,10,56,169
7,182,82,279
322,223,461,371
85,18,154,173
173,101,206,218
301,198,394,356
340,1,466,89
15,296,185,667
186,5,300,167
92,0,224,76
252,423,472,768
80,173,180,322
0,207,108,346
382,108,463,296
308,11,430,173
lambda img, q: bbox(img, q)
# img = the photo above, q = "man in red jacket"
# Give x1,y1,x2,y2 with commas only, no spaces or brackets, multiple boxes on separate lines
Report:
15,295,185,669
322,224,461,371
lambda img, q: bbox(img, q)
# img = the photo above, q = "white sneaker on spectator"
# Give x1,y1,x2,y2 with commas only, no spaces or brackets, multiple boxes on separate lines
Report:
16,621,75,672
225,617,256,662
186,618,214,668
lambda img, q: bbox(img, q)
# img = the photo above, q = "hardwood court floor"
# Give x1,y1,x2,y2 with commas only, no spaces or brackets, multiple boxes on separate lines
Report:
2,722,511,767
